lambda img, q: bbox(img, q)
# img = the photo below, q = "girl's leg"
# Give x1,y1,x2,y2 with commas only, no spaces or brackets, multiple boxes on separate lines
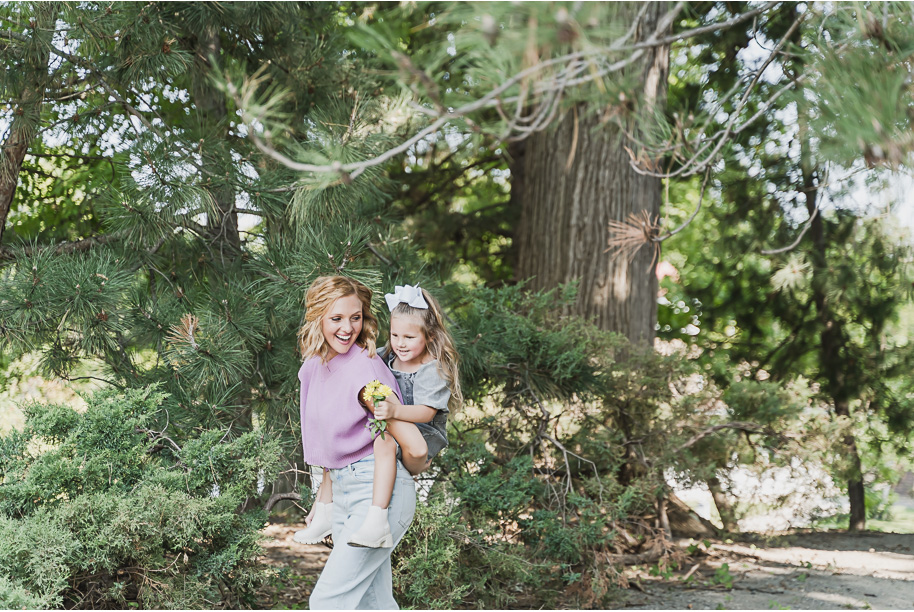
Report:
370,433,397,508
316,467,333,503
386,419,429,476
348,434,397,548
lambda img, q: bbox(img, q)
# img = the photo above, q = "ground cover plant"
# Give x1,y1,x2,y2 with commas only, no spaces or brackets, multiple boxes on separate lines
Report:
0,386,281,609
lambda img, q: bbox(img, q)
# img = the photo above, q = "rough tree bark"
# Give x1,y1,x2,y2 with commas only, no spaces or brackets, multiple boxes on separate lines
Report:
0,4,56,243
511,2,669,344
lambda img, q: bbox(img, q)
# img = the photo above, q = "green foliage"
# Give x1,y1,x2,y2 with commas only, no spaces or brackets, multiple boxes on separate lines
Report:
457,282,613,405
658,1,914,530
386,285,627,607
6,141,109,244
387,146,516,285
0,386,281,609
0,1,389,441
3,3,914,608
712,563,735,589
806,2,914,167
392,498,475,609
649,562,676,580
389,284,801,608
0,573,51,610
394,450,557,609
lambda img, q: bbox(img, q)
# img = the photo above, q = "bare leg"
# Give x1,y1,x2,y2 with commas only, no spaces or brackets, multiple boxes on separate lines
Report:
348,434,397,548
386,419,429,476
347,426,425,549
371,433,397,509
315,467,333,504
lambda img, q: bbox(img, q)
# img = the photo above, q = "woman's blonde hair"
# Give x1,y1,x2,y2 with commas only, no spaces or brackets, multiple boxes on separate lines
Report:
385,288,463,412
298,276,379,362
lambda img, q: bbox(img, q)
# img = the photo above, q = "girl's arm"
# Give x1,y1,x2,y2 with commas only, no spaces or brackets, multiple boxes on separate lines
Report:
373,395,436,423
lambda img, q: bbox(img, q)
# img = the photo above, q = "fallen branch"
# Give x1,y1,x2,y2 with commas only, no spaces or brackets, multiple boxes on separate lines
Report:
605,538,667,565
264,491,301,513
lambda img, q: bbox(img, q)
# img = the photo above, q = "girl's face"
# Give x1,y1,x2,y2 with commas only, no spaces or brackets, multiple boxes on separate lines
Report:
321,294,364,359
389,314,428,364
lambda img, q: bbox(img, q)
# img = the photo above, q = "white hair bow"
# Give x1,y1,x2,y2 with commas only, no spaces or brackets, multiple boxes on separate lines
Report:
385,284,429,312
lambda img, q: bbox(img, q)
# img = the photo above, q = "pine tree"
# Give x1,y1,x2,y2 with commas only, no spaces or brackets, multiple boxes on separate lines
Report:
0,2,406,450
4,0,913,539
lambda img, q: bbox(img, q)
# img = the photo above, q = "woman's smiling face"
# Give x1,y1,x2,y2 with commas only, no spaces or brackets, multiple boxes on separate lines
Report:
321,294,364,359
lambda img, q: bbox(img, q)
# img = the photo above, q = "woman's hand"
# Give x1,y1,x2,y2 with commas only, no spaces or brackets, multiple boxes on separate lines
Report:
305,504,316,526
372,394,401,420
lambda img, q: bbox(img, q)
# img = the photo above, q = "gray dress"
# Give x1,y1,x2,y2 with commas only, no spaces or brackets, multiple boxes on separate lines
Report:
379,347,450,459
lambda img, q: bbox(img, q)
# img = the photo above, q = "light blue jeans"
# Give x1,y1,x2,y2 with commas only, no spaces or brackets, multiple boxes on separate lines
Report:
309,454,417,610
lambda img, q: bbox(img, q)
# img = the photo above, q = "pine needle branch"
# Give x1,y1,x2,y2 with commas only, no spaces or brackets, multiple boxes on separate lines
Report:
605,210,661,266
629,10,806,179
166,314,201,351
0,231,129,262
231,2,781,178
0,29,160,137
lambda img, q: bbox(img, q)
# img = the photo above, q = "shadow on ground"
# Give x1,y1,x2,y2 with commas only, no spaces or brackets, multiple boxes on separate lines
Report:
256,524,914,610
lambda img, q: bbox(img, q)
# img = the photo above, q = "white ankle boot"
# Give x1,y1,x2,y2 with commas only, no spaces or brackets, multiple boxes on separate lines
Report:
293,501,333,544
347,505,393,548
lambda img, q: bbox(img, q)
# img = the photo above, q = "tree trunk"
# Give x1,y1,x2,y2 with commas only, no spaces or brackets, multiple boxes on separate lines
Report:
191,24,251,431
707,475,738,532
193,25,241,260
0,4,56,243
835,400,867,531
0,126,32,244
801,135,866,531
511,2,669,344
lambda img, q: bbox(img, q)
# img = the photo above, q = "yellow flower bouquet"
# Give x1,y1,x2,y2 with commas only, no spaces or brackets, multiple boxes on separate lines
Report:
361,380,393,439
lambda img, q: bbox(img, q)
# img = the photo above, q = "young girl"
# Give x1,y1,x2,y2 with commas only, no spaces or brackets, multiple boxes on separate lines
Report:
294,283,461,549
293,276,417,609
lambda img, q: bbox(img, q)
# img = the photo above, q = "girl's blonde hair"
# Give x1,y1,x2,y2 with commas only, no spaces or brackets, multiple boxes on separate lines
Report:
385,288,463,412
298,276,379,362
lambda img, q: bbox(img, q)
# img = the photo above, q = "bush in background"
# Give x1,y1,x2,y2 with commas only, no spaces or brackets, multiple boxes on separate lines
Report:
392,284,821,609
0,386,281,609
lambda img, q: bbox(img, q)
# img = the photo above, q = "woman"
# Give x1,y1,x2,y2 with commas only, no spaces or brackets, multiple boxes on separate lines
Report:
295,275,416,609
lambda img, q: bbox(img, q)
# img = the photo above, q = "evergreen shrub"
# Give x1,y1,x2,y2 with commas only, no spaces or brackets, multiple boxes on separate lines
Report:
393,285,674,608
392,283,816,608
0,386,281,609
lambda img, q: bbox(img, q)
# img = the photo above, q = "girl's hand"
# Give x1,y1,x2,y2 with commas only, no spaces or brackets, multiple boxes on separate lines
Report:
305,504,316,526
372,395,400,420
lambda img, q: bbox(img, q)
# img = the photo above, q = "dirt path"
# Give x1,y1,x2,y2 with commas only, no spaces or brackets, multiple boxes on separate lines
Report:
623,532,914,610
256,523,329,610
256,525,914,610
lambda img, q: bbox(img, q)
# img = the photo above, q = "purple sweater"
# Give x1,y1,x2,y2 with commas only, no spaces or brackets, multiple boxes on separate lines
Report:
299,346,401,469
